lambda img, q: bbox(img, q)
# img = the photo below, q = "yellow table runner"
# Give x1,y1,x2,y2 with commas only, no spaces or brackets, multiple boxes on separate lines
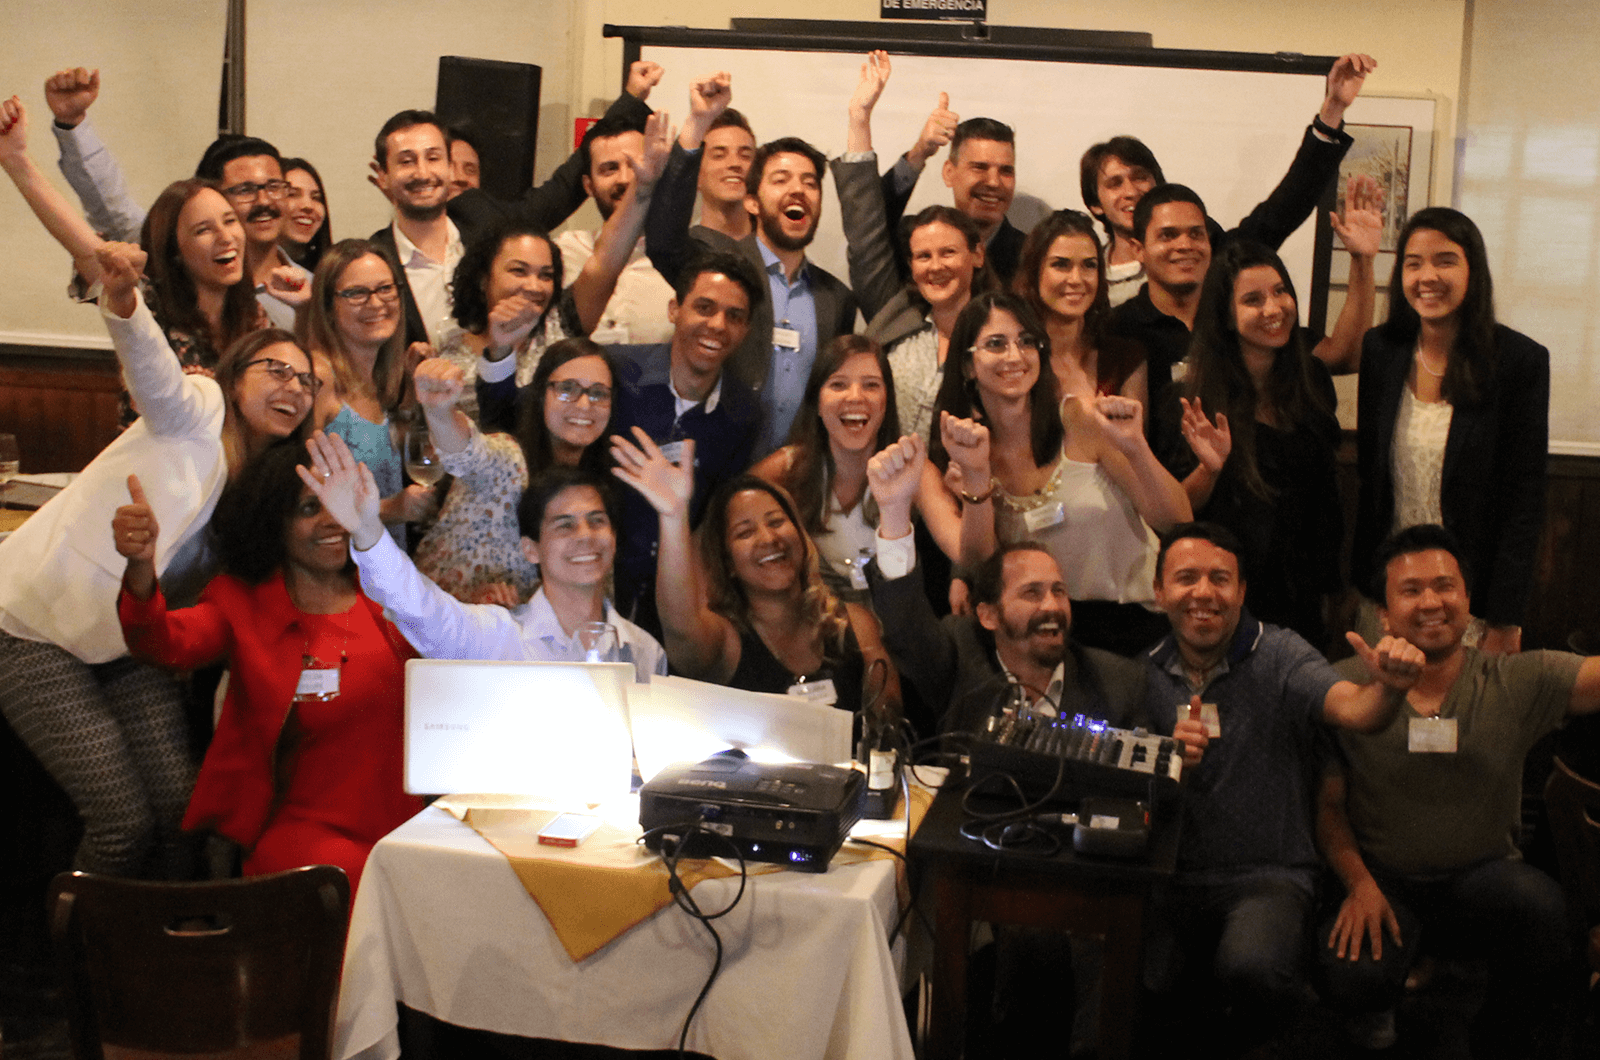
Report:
436,782,934,962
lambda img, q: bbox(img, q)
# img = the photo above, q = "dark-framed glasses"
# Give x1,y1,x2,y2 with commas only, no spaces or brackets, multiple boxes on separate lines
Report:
222,179,291,201
246,357,322,394
546,379,613,405
334,282,400,305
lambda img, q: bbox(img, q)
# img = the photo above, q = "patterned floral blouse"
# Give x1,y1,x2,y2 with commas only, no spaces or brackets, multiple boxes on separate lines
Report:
413,427,540,603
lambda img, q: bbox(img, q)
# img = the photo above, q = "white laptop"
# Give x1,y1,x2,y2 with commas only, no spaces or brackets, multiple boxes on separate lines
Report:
403,659,636,803
626,673,854,784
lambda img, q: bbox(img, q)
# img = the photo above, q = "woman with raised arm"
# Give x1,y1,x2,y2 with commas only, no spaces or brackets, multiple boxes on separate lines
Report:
279,157,332,271
749,334,965,598
0,96,265,376
1177,212,1379,647
411,339,622,603
0,239,317,877
1353,207,1550,655
832,52,994,446
613,433,896,716
931,292,1191,655
116,444,418,893
1013,209,1149,409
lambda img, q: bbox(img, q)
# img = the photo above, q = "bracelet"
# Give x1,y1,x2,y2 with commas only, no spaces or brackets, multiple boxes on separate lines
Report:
958,477,998,506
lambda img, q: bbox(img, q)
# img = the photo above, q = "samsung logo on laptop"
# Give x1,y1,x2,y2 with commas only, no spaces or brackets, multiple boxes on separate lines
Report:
424,723,470,731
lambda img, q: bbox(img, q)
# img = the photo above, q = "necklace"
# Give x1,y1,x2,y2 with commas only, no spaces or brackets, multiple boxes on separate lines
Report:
1415,341,1448,378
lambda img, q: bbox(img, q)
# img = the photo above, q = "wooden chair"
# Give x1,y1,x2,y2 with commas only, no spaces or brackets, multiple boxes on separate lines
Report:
47,865,349,1060
1545,756,1600,1029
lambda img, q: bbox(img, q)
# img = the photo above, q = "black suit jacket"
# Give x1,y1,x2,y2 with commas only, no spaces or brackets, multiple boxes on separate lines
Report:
644,144,858,399
1352,324,1550,627
372,91,654,347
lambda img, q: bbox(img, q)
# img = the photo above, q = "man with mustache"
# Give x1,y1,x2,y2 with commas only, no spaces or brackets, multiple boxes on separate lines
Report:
556,114,676,345
41,67,307,329
645,73,858,458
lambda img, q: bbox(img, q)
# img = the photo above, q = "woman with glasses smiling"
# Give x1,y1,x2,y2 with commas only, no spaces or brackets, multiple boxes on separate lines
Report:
0,239,318,879
931,292,1189,655
305,238,435,547
410,338,622,604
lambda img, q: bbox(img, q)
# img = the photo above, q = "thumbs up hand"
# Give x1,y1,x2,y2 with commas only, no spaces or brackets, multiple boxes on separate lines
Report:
1172,694,1209,770
113,474,160,600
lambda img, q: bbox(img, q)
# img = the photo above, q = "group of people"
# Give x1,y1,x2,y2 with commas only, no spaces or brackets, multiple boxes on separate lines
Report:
0,42,1587,1057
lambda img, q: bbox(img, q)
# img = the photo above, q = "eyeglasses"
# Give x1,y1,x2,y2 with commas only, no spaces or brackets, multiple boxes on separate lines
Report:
969,333,1043,357
334,282,400,305
245,357,322,394
221,179,291,201
546,379,612,405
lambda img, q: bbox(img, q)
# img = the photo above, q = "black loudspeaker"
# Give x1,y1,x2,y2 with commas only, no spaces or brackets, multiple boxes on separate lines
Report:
435,56,541,200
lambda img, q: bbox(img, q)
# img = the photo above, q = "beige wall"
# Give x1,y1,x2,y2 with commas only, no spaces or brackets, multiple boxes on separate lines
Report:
0,1,1467,348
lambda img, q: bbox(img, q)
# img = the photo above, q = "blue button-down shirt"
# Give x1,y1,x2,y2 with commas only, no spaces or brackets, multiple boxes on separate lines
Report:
755,239,818,456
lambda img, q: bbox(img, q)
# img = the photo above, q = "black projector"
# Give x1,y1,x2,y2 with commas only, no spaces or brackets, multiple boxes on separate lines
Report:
638,752,865,873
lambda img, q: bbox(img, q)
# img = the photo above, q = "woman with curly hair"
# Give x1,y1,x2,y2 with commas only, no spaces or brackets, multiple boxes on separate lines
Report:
613,433,895,715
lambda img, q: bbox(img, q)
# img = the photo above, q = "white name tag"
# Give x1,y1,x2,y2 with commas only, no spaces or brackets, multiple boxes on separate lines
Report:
1022,502,1066,533
295,667,340,701
787,678,838,706
1408,716,1458,753
657,440,688,466
772,326,802,351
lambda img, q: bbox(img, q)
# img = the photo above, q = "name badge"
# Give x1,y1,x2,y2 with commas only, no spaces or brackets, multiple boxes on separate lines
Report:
772,326,802,351
787,678,838,706
1408,716,1458,753
657,440,689,466
1192,701,1221,739
1022,503,1066,533
590,324,630,345
295,667,340,702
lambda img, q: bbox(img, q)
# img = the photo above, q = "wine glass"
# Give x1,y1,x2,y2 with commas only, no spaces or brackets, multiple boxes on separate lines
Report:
577,622,619,663
404,427,443,488
0,434,19,512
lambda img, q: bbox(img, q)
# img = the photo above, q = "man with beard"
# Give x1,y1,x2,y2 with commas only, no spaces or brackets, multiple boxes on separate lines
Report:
860,435,1149,737
369,109,464,350
1140,522,1424,1054
370,63,658,347
1314,524,1600,1054
193,135,307,331
556,114,676,345
645,73,857,458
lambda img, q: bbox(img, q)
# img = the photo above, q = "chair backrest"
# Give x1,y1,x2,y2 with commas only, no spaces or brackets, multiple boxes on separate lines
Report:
47,865,349,1060
1545,756,1600,931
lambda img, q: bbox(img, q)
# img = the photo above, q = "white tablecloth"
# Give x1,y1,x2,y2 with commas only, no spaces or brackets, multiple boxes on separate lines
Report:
334,805,916,1060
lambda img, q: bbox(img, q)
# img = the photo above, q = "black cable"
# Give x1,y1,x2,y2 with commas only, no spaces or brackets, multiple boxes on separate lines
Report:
846,836,906,861
637,819,748,1058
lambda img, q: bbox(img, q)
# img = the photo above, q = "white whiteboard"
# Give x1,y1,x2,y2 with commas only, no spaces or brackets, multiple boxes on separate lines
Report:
634,36,1336,323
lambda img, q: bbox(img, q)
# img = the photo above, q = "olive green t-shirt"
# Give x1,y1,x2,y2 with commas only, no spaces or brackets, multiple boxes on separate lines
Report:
1332,648,1580,877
